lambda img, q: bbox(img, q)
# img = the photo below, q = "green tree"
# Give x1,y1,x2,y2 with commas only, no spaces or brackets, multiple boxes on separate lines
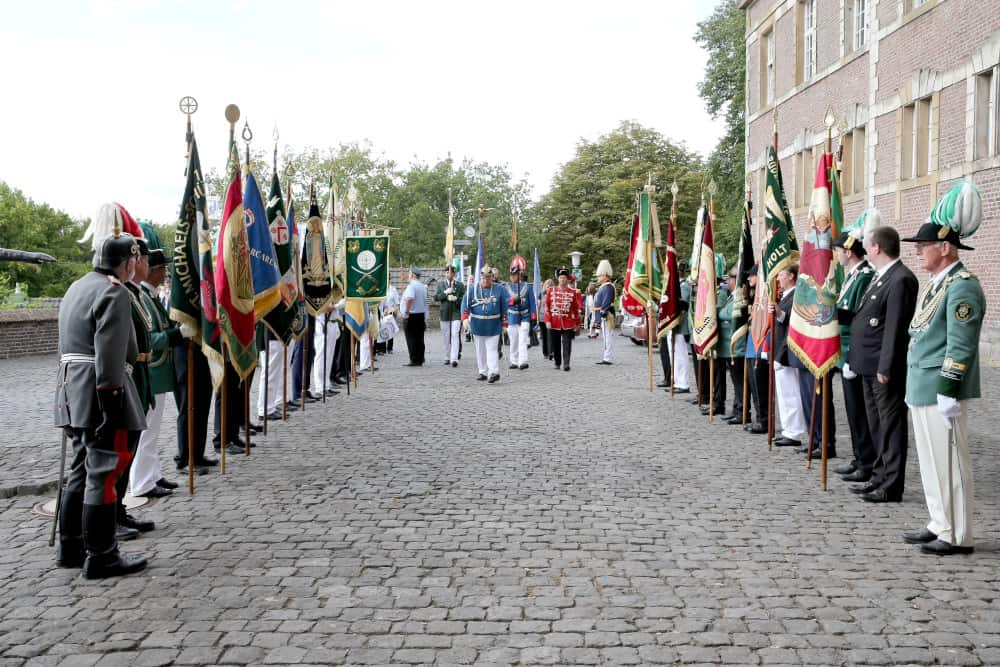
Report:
695,0,746,263
0,182,91,298
532,121,705,283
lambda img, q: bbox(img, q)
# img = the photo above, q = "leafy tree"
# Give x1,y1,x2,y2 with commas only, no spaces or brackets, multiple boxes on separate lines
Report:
532,121,705,283
695,0,746,263
0,182,91,298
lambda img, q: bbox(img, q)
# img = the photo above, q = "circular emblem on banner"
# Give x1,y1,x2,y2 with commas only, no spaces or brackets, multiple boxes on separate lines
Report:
357,249,377,271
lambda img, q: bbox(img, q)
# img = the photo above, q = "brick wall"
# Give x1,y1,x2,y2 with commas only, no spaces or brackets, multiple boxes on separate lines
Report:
0,309,59,359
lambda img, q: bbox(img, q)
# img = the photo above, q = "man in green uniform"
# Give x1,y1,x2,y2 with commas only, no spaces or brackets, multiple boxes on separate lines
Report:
435,264,466,367
718,267,745,424
901,181,985,556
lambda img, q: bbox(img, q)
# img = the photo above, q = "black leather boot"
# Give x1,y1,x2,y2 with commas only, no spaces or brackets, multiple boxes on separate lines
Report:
82,504,147,579
118,504,155,533
56,490,85,568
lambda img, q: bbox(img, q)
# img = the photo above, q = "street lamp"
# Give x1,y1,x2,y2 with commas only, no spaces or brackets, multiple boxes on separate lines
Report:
568,251,584,283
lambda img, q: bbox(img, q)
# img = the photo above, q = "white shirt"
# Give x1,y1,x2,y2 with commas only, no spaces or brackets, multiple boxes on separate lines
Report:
931,259,961,289
875,257,900,280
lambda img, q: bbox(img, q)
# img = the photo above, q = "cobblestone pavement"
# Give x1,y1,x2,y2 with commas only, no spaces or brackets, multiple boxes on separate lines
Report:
1,334,999,666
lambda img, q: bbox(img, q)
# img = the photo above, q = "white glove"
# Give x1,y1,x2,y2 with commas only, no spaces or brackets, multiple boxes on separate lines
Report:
447,295,457,302
444,287,453,295
462,320,470,335
842,363,856,380
937,394,961,424
179,322,197,340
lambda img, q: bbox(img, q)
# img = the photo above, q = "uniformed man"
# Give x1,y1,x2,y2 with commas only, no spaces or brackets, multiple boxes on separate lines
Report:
593,260,616,366
832,213,877,482
671,263,693,394
461,265,506,383
717,267,745,423
54,228,147,578
901,181,985,555
130,248,182,499
546,268,581,371
435,264,466,367
505,259,537,370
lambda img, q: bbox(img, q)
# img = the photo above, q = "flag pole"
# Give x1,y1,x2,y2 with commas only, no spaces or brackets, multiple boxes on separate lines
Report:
187,341,195,494
819,110,837,490
669,182,679,400
767,110,779,451
644,184,654,394
708,182,717,422
806,378,818,470
742,180,752,426
300,322,309,411
244,376,251,457
220,358,228,474
322,313,328,403
351,332,358,389
821,373,830,490
282,344,288,421
263,340,269,436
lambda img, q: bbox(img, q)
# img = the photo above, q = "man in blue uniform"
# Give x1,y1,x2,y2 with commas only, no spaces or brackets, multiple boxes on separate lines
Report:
505,260,537,370
462,266,506,383
593,259,616,365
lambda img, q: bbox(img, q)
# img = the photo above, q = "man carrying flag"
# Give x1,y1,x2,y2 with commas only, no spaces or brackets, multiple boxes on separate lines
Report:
692,202,719,414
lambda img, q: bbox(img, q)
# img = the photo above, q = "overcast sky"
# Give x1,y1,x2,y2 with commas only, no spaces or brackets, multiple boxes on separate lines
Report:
0,0,724,225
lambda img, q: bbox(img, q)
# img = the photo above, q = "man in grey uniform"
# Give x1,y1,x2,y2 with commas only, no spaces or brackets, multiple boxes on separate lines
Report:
54,232,148,579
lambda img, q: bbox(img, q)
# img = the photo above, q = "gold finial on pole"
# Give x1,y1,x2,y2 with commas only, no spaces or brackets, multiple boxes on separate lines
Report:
670,179,679,221
708,178,718,218
824,106,836,155
242,121,253,169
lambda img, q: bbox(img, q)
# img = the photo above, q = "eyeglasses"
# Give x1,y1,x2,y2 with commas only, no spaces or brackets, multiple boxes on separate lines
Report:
914,241,944,251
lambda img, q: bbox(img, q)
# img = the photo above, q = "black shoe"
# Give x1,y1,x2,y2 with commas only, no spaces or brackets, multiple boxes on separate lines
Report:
247,422,263,434
488,374,499,383
903,528,937,544
510,364,518,370
332,376,347,385
285,401,301,412
194,457,219,467
175,464,210,476
673,387,691,394
116,525,139,541
849,482,878,495
83,552,147,579
554,364,561,370
563,365,570,371
862,488,901,503
56,541,85,568
156,478,178,490
403,362,421,367
656,381,670,388
519,364,528,370
325,388,339,396
262,410,282,420
806,449,836,460
686,397,700,405
444,360,451,366
773,437,801,447
833,462,858,476
120,513,155,533
452,361,458,367
842,470,871,483
724,415,742,425
920,539,974,555
137,486,172,498
476,374,487,381
745,423,768,434
222,443,245,455
596,360,612,365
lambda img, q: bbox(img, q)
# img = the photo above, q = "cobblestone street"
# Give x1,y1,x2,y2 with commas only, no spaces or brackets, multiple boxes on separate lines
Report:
1,334,999,666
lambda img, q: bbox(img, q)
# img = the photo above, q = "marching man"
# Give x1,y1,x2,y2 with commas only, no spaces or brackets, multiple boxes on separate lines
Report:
505,257,537,370
546,268,582,371
461,265,507,383
593,259,616,365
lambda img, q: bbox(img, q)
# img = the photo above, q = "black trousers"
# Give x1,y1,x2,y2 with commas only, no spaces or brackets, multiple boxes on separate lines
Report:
539,323,550,358
747,357,769,425
658,337,671,384
708,357,726,413
332,322,350,381
173,342,212,466
404,313,426,364
862,374,908,496
842,372,876,474
725,357,745,418
213,365,248,446
550,329,574,368
796,366,837,452
693,355,710,404
291,316,315,401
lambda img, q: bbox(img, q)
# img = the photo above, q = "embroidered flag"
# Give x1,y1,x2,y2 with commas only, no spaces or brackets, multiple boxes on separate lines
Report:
692,207,718,357
214,168,257,379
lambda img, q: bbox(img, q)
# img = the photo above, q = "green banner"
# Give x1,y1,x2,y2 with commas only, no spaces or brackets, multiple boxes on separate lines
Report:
345,234,389,300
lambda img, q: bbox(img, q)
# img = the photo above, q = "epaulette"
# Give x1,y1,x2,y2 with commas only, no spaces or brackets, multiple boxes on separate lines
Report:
106,275,121,286
859,265,874,274
956,270,974,280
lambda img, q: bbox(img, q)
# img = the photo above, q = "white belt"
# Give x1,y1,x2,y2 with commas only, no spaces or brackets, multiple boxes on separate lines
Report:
60,354,133,376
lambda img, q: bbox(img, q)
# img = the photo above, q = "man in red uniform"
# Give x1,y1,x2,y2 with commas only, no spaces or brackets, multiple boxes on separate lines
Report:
546,268,582,371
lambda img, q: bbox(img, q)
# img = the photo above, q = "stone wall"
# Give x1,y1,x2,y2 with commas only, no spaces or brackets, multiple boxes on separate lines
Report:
0,307,59,359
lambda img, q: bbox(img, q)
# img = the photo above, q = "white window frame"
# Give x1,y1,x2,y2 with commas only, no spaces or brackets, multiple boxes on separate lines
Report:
803,0,817,80
853,0,867,50
974,67,998,160
766,30,775,104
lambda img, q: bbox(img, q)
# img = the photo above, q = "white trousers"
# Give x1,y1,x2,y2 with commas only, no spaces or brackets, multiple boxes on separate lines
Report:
310,317,339,395
774,362,806,441
474,334,500,377
256,341,285,417
600,318,614,362
671,333,692,390
911,404,974,546
441,320,461,363
508,321,530,365
129,398,165,496
359,331,372,370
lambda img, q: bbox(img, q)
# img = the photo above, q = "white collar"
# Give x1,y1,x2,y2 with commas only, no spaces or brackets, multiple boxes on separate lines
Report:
932,260,961,288
876,257,900,279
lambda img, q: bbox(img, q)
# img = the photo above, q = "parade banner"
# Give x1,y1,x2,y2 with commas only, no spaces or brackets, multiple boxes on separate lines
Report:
532,247,541,304
731,199,755,353
243,169,282,319
762,145,799,290
214,168,257,380
299,190,334,316
345,234,389,300
263,173,306,344
688,205,706,283
750,261,771,353
656,218,682,339
169,131,223,387
788,152,843,377
622,190,662,312
327,178,347,301
285,193,308,340
620,213,644,317
691,207,718,357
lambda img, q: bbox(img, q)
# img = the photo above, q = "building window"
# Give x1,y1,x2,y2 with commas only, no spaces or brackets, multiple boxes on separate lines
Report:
901,98,931,180
766,30,775,104
795,146,820,208
839,126,867,196
853,0,868,50
803,0,817,80
907,0,929,11
975,68,998,160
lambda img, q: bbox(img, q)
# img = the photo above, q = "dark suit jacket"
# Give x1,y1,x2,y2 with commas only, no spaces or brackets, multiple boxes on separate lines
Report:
847,260,918,378
772,288,794,365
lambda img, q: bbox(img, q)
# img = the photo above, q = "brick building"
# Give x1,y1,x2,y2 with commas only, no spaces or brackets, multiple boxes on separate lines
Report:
742,0,1000,359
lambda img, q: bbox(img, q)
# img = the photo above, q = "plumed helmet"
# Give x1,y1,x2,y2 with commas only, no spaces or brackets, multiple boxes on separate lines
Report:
93,233,140,271
902,181,981,251
509,255,527,273
81,202,144,252
596,259,613,278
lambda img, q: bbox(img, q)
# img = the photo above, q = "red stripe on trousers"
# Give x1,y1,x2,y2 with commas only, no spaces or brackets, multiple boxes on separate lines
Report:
103,429,132,505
